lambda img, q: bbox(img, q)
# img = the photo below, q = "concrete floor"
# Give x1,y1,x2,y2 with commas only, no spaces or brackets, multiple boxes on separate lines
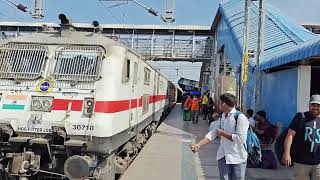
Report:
120,104,293,180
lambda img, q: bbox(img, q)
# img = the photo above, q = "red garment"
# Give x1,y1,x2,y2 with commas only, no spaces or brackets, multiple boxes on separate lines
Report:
191,99,200,111
184,98,192,109
256,120,275,144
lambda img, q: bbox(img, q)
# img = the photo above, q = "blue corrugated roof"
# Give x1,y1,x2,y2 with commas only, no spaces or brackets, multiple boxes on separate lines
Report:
216,0,317,64
259,37,320,70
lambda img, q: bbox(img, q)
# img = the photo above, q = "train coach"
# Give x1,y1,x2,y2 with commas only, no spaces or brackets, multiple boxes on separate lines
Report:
0,15,177,180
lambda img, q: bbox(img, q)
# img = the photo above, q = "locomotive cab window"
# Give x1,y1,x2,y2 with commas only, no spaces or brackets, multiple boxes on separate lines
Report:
144,68,151,85
52,46,104,82
0,43,48,80
122,59,131,83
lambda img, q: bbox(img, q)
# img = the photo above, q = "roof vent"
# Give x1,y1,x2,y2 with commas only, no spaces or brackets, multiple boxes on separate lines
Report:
92,21,102,34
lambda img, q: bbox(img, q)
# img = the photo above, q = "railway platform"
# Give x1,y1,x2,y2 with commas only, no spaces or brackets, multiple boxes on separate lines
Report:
120,104,293,180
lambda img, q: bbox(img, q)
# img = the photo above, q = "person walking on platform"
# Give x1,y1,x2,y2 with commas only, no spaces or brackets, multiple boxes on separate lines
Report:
207,97,215,124
191,95,200,124
181,92,188,110
191,93,249,180
201,92,209,120
246,109,255,127
282,94,320,180
183,94,192,121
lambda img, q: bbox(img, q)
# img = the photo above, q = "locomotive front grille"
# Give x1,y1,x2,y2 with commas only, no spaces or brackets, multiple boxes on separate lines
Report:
52,45,104,82
0,43,47,80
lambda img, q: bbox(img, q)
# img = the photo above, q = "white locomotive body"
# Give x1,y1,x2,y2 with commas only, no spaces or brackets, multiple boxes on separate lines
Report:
0,20,176,180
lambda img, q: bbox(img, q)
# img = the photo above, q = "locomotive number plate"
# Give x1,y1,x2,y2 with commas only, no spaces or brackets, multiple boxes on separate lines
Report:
66,122,95,135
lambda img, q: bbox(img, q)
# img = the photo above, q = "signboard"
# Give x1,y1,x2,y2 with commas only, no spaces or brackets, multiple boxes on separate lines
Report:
17,114,52,133
242,51,249,83
202,85,209,92
178,77,200,92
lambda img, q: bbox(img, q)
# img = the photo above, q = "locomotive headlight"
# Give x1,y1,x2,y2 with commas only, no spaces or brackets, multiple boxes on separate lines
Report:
31,96,53,112
32,99,42,110
42,99,52,110
86,100,93,107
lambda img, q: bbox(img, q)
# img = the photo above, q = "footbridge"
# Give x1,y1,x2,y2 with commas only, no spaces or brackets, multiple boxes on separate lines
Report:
0,22,213,62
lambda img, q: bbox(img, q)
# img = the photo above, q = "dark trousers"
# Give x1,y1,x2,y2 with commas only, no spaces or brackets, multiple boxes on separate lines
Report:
191,110,199,123
201,104,208,119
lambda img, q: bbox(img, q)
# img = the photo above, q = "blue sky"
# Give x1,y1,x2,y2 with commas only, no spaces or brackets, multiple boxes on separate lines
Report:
1,0,319,25
0,0,218,25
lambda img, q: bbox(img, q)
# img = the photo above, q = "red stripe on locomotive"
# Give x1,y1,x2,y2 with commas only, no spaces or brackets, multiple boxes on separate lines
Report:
51,95,167,113
52,99,83,111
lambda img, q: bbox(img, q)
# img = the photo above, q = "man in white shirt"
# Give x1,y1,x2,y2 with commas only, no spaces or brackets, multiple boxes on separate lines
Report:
191,93,249,180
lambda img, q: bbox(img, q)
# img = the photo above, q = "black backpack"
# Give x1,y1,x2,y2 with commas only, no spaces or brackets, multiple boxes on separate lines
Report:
274,112,305,166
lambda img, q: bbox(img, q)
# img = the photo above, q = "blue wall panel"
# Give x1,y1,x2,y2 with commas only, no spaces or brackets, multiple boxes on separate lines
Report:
217,18,242,67
217,18,257,110
261,68,298,128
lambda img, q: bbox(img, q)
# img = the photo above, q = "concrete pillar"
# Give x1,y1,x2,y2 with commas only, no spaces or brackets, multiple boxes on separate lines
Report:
297,65,311,112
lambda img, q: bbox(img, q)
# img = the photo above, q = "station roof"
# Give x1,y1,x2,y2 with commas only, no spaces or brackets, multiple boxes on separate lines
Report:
211,0,318,68
259,37,320,70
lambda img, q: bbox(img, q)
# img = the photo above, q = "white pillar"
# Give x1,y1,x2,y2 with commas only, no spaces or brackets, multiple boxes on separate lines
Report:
297,65,311,112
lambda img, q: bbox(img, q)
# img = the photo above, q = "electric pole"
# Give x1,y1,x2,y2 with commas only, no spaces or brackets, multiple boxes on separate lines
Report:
99,0,175,23
241,0,251,111
255,0,265,111
161,0,175,23
31,0,44,19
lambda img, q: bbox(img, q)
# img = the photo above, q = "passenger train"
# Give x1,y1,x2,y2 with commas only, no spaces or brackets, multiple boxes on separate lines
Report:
0,15,177,180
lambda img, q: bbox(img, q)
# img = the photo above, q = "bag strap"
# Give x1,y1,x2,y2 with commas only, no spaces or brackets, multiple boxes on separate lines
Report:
220,111,240,130
219,114,222,129
298,112,306,130
220,110,243,132
234,110,241,131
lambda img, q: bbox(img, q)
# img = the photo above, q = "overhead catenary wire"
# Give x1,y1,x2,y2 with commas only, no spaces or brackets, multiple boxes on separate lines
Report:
1,0,16,6
97,0,134,36
0,11,9,18
116,1,128,22
1,0,28,12
0,0,36,23
0,6,27,24
131,0,158,16
107,1,128,23
0,1,44,40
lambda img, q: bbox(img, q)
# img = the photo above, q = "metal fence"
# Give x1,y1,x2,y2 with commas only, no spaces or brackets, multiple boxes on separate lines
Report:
117,34,213,61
